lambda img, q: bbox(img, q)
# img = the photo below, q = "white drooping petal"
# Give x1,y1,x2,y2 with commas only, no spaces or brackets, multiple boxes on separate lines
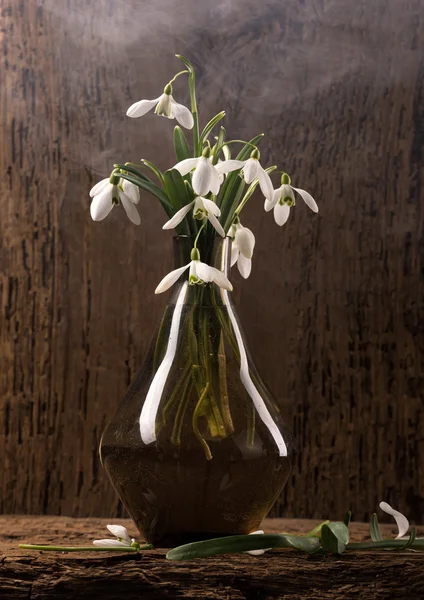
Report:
170,98,194,129
193,260,213,283
209,265,233,291
264,198,274,212
207,211,225,237
274,203,290,226
235,226,255,259
106,525,132,544
215,159,245,175
209,164,221,195
243,158,259,184
120,192,141,225
292,186,319,213
122,179,140,204
93,539,128,547
155,264,190,294
257,167,274,201
90,185,114,221
231,244,239,267
246,530,272,556
192,157,214,196
379,502,410,538
173,157,200,176
201,198,221,216
155,93,172,118
194,261,233,290
162,201,194,230
90,178,110,198
126,97,160,118
237,253,252,279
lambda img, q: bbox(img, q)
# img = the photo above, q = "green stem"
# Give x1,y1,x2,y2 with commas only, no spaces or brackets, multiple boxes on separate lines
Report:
168,69,189,84
193,222,206,248
161,360,193,423
19,544,152,552
222,139,260,150
192,382,212,460
217,332,234,435
176,55,200,156
171,378,194,445
346,539,424,550
246,400,256,447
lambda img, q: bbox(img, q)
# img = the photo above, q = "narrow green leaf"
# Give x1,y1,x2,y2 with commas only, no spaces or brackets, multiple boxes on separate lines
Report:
370,513,383,542
234,133,264,161
163,169,193,210
321,522,349,555
176,54,195,73
141,159,165,186
344,511,352,527
163,169,194,235
200,111,226,145
396,527,417,551
113,163,152,182
217,134,264,220
173,126,191,162
117,172,173,215
166,533,320,561
347,537,424,551
306,520,330,538
211,126,226,166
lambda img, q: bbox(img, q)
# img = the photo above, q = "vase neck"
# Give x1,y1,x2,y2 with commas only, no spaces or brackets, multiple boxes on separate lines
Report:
169,236,232,306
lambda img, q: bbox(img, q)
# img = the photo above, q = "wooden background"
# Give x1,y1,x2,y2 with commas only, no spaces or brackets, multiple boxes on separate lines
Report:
1,0,423,522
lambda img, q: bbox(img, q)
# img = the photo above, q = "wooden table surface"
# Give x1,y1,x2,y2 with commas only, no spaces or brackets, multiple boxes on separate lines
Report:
1,516,423,599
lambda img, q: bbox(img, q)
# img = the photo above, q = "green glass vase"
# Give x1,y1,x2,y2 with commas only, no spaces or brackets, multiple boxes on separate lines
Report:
100,236,294,547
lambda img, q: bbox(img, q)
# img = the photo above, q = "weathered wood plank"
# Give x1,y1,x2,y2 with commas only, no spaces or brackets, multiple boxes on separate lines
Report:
1,517,424,600
0,0,423,522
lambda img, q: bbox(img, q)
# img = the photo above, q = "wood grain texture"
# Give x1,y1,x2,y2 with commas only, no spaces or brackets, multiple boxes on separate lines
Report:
1,516,424,599
0,0,423,521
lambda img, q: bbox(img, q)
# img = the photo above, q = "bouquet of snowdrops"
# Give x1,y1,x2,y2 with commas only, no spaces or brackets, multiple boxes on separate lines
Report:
88,54,318,292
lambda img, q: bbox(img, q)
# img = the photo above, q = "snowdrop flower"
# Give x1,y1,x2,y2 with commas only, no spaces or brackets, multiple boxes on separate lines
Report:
155,248,232,294
210,148,273,201
245,530,272,556
229,220,255,278
126,83,194,130
163,196,225,237
89,176,141,225
93,524,136,548
240,149,274,202
265,173,318,226
173,147,246,196
379,501,410,538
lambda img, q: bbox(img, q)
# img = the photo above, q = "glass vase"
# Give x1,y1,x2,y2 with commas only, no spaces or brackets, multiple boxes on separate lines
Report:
100,236,294,547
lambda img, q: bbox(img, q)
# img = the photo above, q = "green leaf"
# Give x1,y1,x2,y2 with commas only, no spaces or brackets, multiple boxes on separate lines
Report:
320,522,349,555
176,54,195,73
141,159,165,186
200,111,226,145
344,511,352,527
217,133,264,220
166,533,320,561
234,133,264,161
113,163,152,182
162,169,194,235
211,126,226,166
397,527,417,551
306,520,330,538
117,172,173,215
163,169,193,210
173,126,191,162
370,513,383,542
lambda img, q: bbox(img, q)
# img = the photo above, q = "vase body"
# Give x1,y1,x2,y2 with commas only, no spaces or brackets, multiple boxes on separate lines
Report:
100,237,294,547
